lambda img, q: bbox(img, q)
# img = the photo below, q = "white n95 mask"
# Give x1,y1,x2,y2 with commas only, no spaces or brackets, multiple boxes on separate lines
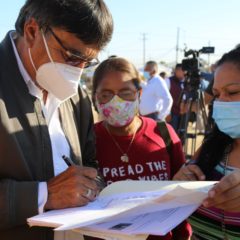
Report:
28,30,83,101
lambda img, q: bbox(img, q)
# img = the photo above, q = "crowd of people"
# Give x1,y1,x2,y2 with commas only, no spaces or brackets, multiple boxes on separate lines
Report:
1,1,240,240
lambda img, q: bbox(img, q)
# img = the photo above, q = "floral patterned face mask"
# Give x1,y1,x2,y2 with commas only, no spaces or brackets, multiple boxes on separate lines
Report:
96,95,139,127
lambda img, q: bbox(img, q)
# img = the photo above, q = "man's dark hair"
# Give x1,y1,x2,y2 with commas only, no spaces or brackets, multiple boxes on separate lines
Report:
145,60,157,66
15,0,113,49
175,63,182,69
145,61,158,73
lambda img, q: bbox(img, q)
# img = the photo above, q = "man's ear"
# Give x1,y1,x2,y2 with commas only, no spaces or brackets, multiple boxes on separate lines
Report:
152,69,157,76
23,18,40,48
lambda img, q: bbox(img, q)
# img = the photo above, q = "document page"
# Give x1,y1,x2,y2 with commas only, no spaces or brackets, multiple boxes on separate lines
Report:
28,180,216,236
81,204,198,236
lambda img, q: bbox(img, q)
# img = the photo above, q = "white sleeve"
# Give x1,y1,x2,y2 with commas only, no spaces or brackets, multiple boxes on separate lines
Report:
155,78,173,120
38,182,48,214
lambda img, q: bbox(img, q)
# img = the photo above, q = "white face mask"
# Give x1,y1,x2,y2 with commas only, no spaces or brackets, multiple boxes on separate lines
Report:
28,30,83,101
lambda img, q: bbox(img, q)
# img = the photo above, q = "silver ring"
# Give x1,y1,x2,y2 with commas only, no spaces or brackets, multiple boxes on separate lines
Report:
85,189,92,198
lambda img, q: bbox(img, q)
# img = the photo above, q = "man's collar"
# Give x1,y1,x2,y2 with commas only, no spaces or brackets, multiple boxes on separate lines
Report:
9,31,43,100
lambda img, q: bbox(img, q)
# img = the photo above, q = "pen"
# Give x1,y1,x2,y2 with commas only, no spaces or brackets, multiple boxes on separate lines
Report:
62,155,106,188
62,155,75,166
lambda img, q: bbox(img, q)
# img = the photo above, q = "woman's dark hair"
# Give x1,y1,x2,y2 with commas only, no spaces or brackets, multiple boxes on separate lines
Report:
92,57,142,109
196,47,240,178
15,0,113,49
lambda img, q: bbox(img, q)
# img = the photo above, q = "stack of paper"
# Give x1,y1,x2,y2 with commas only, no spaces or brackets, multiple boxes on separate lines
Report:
28,180,216,239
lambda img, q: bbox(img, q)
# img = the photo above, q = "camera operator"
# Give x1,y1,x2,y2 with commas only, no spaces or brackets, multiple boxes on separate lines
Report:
203,63,218,129
168,64,185,131
204,63,217,104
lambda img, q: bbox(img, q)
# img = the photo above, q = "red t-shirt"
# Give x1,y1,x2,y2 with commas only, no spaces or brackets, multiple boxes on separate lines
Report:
94,117,191,240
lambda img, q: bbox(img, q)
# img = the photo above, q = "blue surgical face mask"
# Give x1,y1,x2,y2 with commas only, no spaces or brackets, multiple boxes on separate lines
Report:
213,101,240,138
143,71,151,80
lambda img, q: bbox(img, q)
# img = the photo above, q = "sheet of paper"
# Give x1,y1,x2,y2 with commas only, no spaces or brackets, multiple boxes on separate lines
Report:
82,204,198,236
28,189,169,230
28,180,216,236
99,180,216,197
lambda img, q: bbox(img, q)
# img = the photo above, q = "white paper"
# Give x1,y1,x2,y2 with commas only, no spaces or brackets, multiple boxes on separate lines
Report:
82,204,198,235
28,180,216,238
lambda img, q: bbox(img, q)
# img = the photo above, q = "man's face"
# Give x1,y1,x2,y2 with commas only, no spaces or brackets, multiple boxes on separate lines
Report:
175,67,185,80
144,65,154,75
24,19,100,70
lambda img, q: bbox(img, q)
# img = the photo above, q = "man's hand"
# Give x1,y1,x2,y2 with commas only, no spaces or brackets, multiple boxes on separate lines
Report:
173,164,206,181
44,166,99,210
203,169,240,212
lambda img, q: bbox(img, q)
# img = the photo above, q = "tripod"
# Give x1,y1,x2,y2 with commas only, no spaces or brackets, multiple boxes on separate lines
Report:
177,85,210,160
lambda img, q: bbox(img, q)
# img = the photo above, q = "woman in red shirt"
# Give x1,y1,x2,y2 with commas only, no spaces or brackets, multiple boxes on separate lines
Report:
92,57,191,240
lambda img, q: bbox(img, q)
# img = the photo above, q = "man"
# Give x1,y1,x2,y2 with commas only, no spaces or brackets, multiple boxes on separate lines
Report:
0,1,113,240
139,61,173,121
168,64,185,131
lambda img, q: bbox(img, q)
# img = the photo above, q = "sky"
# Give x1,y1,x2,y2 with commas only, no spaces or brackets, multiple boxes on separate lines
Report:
0,0,239,68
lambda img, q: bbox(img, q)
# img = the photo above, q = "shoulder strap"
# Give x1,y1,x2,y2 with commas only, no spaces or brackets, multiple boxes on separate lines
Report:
157,121,173,155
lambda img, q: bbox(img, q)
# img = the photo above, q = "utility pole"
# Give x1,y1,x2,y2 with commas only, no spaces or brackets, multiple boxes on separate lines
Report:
208,40,211,68
142,33,147,66
176,27,180,64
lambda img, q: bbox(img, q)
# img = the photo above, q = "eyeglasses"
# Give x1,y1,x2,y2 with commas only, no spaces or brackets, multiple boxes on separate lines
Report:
96,89,138,104
48,27,99,68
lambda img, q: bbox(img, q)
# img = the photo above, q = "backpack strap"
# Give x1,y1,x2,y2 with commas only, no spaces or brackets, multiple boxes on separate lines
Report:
156,121,173,155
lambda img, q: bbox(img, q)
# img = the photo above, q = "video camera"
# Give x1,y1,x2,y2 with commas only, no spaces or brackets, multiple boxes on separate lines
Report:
181,47,215,91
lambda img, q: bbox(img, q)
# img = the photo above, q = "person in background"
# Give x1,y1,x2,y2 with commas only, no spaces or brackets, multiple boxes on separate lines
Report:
160,71,170,89
0,0,113,239
92,57,192,240
168,64,185,131
160,71,167,79
203,63,218,129
173,46,240,239
139,61,173,121
204,77,214,104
